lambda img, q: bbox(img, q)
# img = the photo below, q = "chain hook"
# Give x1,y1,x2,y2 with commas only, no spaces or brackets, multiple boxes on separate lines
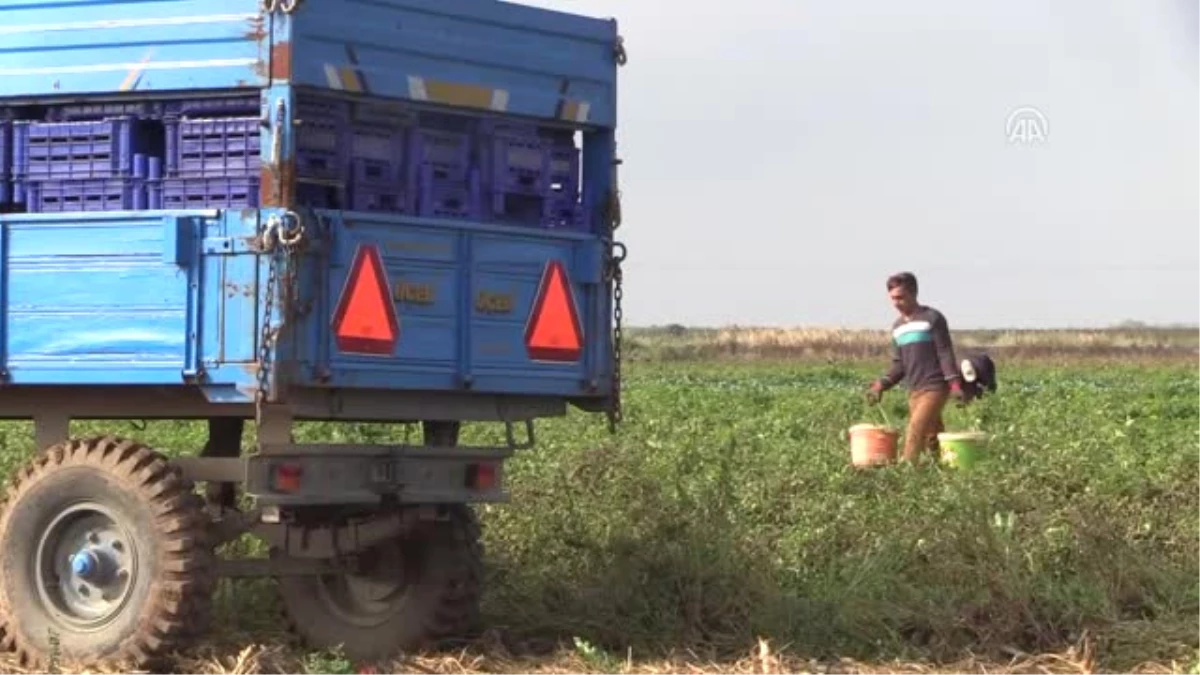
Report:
277,209,305,248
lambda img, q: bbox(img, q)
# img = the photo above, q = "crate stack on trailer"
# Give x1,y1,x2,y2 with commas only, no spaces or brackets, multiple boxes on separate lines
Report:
342,99,412,213
0,92,587,231
0,117,11,212
409,111,482,220
478,119,584,230
160,96,262,209
11,114,164,213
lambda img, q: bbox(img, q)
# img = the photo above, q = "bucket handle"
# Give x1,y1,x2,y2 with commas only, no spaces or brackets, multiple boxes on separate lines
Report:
870,399,894,430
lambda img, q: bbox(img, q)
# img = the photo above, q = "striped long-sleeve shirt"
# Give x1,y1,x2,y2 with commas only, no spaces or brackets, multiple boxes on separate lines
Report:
878,306,960,392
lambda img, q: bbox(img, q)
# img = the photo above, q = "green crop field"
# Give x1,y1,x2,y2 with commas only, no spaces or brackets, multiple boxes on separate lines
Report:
0,331,1195,674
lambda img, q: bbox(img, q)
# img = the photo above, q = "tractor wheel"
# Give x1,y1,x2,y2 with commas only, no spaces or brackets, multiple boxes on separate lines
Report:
278,505,483,661
0,437,215,669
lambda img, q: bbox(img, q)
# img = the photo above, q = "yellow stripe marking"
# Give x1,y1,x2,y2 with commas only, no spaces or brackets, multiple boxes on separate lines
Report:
424,79,494,110
560,99,592,123
339,67,364,93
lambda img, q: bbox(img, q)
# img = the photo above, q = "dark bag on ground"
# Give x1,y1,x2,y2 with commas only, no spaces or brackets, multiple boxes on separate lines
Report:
959,353,997,403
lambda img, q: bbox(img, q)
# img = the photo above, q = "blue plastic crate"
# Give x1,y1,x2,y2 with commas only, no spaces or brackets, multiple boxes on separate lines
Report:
14,117,162,180
297,181,346,210
482,134,549,196
417,165,480,220
44,101,164,122
165,116,260,178
165,96,260,119
542,195,587,231
547,143,580,196
351,184,410,213
485,189,586,231
0,120,11,177
297,97,351,124
352,157,401,185
479,123,580,199
353,100,417,127
477,119,540,138
46,96,258,122
348,155,411,213
352,124,404,164
0,121,11,205
295,113,345,182
409,128,471,182
162,176,260,209
23,178,153,213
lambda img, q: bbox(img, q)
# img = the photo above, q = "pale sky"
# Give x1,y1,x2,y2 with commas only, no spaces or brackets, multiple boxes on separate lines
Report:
525,0,1199,329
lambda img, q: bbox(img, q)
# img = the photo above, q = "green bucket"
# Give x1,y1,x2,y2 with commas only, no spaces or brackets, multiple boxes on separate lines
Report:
937,431,989,469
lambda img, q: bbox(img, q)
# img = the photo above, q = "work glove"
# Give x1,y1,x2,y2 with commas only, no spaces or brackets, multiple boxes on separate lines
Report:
865,380,884,405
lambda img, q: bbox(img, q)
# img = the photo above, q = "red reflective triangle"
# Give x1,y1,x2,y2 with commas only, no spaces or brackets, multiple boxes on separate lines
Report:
525,260,584,362
331,244,399,356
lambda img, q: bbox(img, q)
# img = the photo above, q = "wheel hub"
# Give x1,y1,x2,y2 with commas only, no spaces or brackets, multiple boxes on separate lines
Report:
36,503,138,628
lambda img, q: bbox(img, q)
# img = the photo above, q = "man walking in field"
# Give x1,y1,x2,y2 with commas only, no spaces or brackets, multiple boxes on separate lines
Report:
866,272,964,463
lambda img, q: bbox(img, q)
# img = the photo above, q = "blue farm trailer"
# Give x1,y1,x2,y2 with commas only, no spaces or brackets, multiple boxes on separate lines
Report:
0,0,626,667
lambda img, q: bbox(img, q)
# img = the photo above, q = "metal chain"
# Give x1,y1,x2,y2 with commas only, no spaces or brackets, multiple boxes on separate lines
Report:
604,185,627,432
609,245,625,432
254,212,306,426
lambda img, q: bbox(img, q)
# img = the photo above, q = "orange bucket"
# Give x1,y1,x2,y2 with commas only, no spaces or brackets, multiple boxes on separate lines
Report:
848,423,899,467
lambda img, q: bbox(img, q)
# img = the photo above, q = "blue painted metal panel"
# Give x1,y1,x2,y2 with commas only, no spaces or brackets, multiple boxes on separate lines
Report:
288,0,620,128
291,211,610,398
0,0,270,100
0,0,619,411
0,209,258,388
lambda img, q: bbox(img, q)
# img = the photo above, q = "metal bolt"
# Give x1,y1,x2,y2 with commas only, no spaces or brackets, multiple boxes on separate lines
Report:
78,585,90,596
88,532,100,544
111,541,124,553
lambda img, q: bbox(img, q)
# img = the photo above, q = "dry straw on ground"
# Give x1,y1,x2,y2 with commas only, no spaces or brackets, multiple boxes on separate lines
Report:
1,634,1189,675
630,326,1199,361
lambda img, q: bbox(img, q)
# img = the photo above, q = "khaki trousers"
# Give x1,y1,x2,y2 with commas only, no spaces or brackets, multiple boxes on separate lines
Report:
904,388,948,462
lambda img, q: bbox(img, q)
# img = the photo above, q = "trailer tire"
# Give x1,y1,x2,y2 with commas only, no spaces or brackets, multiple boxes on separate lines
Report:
0,437,214,670
278,505,483,661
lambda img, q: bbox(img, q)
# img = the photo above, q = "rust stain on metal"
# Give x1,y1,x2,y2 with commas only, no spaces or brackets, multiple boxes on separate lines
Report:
225,282,255,299
244,15,267,42
247,15,269,81
260,160,296,209
271,41,293,82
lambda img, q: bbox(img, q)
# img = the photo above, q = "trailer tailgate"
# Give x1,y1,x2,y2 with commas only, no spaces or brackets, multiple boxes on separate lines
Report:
296,212,610,399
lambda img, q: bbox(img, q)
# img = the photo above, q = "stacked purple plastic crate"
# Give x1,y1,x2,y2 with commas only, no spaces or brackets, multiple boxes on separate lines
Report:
12,116,164,213
409,113,480,221
0,121,11,210
3,92,588,228
477,119,584,231
293,97,349,210
161,97,262,209
346,112,409,213
160,95,396,211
